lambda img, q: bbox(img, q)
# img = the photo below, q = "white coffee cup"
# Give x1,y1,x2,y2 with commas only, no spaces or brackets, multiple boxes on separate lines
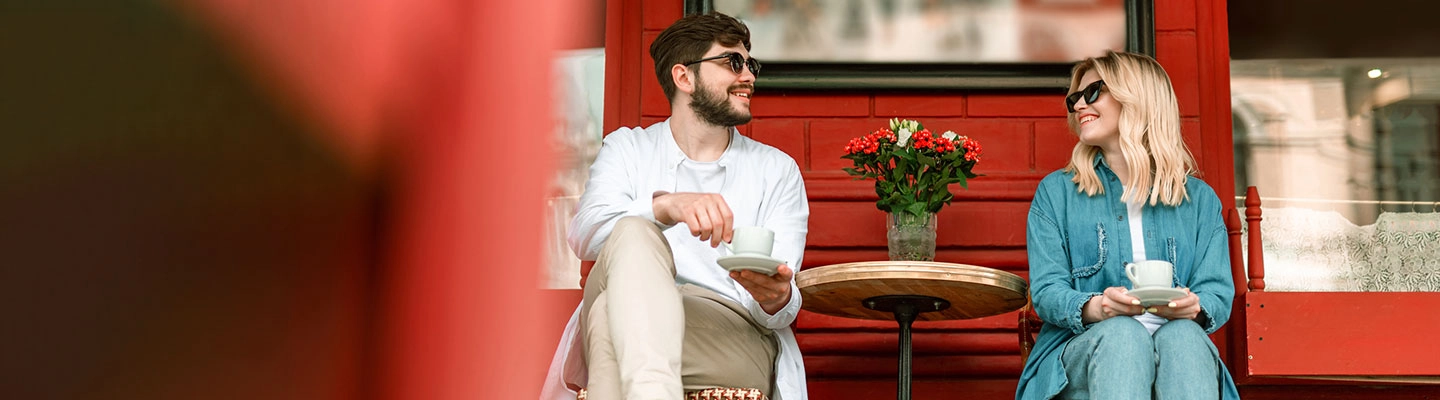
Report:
1125,260,1175,289
721,226,774,257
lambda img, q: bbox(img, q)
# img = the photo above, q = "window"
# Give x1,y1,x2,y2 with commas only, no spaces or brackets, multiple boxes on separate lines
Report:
1230,0,1440,292
542,4,606,289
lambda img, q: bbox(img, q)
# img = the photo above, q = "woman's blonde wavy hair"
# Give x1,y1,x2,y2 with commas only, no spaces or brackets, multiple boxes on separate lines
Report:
1064,51,1196,206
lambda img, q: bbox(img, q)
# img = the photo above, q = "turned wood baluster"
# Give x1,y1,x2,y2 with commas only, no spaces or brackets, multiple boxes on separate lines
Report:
1224,207,1245,296
1244,186,1266,292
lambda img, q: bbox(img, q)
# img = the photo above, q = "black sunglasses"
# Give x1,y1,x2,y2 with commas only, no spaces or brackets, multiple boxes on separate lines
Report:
1065,80,1107,113
684,52,761,76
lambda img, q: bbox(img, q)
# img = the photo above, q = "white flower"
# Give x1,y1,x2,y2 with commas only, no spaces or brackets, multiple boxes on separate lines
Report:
897,128,912,147
942,130,958,141
890,118,920,133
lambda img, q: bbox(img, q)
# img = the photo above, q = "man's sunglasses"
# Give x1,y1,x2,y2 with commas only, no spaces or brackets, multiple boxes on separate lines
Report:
1065,80,1107,113
684,52,761,76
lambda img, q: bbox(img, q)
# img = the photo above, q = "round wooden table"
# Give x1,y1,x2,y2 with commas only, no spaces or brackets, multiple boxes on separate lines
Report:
796,261,1029,400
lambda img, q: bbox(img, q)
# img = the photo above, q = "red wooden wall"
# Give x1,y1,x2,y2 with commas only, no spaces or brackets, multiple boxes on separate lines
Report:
599,0,1235,398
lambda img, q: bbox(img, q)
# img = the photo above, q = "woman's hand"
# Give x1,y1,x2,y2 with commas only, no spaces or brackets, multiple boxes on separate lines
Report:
1150,288,1202,321
1081,286,1146,323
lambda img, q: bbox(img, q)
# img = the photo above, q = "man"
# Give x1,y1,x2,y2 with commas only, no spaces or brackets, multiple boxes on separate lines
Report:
541,11,809,400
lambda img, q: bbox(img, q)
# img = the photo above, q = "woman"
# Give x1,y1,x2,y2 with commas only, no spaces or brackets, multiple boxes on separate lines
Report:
1015,51,1239,400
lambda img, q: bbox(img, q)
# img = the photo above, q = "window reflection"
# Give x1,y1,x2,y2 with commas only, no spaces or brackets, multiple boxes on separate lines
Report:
714,0,1126,63
543,48,605,289
1232,59,1440,292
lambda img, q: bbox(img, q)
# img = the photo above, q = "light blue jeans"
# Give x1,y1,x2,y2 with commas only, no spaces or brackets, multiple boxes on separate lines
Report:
1058,317,1219,400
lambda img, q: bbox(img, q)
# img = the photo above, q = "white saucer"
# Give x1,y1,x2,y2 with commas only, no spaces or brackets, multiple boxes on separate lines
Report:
1127,286,1187,306
716,253,782,275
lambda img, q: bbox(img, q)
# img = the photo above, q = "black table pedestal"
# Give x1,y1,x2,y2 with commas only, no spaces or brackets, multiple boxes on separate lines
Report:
863,294,952,400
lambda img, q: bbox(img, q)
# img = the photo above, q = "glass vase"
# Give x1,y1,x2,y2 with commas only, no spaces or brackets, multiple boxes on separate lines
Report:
887,211,938,261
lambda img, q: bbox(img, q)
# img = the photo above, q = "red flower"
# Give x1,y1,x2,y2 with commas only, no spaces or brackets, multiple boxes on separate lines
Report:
960,136,983,161
841,119,983,216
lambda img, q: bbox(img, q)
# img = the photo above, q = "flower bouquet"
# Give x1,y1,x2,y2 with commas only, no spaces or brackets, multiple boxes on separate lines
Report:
842,118,982,260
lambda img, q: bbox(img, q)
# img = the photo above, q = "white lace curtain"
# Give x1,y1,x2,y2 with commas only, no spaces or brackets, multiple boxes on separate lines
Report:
1241,207,1440,292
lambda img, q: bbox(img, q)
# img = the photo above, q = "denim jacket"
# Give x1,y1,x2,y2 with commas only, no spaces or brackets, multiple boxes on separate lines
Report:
1015,155,1239,400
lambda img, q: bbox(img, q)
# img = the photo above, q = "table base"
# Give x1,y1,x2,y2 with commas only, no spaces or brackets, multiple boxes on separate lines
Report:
863,295,951,400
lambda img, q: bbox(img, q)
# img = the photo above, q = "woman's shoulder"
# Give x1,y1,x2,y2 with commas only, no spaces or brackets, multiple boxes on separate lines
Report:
1183,175,1223,209
1036,169,1078,192
1184,176,1219,197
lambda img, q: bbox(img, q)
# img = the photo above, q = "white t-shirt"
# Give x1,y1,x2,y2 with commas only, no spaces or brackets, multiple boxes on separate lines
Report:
1128,197,1166,334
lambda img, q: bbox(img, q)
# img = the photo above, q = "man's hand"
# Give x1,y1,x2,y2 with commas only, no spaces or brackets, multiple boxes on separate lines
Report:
1150,288,1202,321
653,192,733,247
731,264,793,315
1081,286,1146,323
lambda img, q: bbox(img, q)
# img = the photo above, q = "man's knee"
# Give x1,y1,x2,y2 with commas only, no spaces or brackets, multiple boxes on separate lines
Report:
593,216,673,280
611,216,662,241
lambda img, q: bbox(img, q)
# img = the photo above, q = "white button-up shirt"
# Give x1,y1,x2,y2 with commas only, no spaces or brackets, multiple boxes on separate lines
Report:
541,119,809,400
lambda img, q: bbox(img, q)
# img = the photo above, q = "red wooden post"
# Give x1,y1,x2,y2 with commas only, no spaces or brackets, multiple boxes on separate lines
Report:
1244,186,1266,292
1224,207,1246,296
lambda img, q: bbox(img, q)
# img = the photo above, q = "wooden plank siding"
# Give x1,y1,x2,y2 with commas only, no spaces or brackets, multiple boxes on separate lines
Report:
581,0,1435,397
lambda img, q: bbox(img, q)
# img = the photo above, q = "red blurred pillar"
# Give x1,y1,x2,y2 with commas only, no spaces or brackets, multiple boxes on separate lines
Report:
377,1,569,399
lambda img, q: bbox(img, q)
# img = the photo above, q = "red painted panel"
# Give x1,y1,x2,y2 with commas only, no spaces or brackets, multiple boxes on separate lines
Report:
1155,0,1198,32
605,0,644,131
1156,32,1202,118
808,379,1021,400
752,93,870,117
1240,385,1440,400
748,118,807,167
801,249,1031,272
1246,292,1440,377
798,310,1020,331
806,354,1021,378
1182,119,1205,172
807,117,1032,174
641,0,682,31
807,201,1029,247
968,94,1065,117
1195,0,1238,204
639,116,665,128
1034,119,1079,173
808,117,889,172
953,119,1033,173
802,175,1045,203
800,332,1021,355
874,94,966,117
639,32,669,118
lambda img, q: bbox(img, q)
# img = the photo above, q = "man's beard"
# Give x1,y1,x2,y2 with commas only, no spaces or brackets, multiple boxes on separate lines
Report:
690,77,752,128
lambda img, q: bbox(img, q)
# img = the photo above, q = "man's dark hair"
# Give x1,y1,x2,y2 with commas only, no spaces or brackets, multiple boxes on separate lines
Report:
649,12,751,101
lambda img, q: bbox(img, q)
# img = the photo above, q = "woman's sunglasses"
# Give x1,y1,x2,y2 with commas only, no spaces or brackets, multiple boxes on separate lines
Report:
684,52,761,76
1065,80,1107,113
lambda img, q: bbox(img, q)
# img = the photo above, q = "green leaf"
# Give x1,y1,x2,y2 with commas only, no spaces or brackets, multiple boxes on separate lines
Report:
895,149,916,162
905,202,926,217
917,153,935,167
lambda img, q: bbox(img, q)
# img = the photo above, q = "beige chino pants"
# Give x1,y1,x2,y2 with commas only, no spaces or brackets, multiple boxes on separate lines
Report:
580,217,778,400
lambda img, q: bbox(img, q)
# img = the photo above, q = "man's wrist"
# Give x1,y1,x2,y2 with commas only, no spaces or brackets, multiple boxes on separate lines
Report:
651,191,670,224
760,292,790,315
